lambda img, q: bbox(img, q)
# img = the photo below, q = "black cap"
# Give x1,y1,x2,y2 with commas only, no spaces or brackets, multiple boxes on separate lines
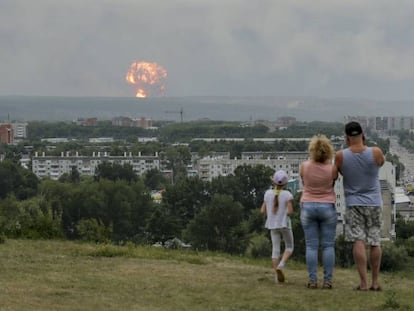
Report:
345,121,363,136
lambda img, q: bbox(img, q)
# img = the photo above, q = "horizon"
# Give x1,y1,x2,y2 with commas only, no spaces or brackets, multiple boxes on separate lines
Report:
1,94,414,103
1,95,413,123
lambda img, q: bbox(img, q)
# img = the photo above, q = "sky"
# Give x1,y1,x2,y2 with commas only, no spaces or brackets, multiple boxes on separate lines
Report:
2,0,414,100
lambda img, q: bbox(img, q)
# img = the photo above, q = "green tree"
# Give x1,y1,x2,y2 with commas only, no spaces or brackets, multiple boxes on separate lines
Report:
395,216,414,240
143,168,169,190
145,205,180,244
162,145,191,183
0,195,62,239
386,153,404,181
162,177,209,231
290,191,305,262
231,164,274,213
0,160,39,200
39,179,73,236
17,196,63,239
184,194,244,253
0,196,21,236
60,182,104,239
1,143,23,163
105,180,152,242
94,162,137,183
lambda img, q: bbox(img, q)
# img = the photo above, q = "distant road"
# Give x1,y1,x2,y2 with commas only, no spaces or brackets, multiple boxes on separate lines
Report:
389,136,414,185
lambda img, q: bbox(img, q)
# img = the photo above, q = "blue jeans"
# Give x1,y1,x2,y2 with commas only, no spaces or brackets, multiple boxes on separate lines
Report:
300,202,337,283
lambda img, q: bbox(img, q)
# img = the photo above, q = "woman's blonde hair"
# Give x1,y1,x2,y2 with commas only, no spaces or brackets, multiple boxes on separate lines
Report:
308,134,334,163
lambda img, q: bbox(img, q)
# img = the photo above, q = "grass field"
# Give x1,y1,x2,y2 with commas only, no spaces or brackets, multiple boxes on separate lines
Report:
0,239,413,311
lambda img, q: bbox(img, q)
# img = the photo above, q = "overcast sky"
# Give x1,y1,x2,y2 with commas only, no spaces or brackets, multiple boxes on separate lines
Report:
2,0,414,100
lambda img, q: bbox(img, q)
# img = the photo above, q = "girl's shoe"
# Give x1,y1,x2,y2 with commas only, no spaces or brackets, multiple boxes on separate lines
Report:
276,268,285,282
307,281,318,289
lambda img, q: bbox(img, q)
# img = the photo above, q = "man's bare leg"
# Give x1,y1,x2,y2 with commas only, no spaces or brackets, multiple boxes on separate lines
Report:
370,245,382,289
353,240,368,289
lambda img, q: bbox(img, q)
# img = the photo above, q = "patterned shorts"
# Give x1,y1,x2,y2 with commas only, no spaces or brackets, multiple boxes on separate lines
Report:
344,206,382,246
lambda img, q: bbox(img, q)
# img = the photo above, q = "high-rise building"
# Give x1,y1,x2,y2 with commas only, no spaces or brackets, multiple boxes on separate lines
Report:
0,124,13,143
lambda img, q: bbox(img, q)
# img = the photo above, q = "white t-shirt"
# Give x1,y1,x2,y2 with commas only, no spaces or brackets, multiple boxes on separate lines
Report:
263,188,293,229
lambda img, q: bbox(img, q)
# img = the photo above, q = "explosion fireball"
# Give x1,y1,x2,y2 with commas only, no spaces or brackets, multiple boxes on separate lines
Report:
125,61,167,98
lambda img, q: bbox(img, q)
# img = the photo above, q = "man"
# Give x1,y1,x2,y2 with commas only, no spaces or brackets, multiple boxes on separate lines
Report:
334,121,385,291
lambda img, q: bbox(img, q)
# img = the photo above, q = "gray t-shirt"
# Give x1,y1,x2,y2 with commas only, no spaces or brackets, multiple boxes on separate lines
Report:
341,147,382,207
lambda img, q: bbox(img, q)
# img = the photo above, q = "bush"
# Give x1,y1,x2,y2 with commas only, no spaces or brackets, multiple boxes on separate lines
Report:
403,236,414,257
395,218,414,240
335,234,354,268
76,218,112,243
380,242,408,272
245,233,271,258
0,196,63,239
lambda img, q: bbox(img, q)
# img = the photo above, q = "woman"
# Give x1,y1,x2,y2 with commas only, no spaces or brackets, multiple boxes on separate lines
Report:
300,134,338,289
261,170,294,283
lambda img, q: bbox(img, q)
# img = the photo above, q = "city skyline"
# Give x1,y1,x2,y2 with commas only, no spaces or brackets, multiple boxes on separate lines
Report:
2,95,414,123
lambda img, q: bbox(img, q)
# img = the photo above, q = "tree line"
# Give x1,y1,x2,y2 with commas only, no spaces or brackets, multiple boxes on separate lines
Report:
1,158,413,271
1,119,412,271
26,120,345,142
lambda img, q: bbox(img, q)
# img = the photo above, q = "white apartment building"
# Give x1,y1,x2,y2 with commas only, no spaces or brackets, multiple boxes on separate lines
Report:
11,122,28,139
89,137,114,143
32,151,160,180
197,151,309,182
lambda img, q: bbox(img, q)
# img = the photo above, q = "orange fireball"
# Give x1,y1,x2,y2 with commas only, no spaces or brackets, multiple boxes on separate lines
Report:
126,61,167,98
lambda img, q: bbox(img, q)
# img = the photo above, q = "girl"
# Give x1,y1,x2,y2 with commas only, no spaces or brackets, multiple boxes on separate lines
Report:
261,170,294,283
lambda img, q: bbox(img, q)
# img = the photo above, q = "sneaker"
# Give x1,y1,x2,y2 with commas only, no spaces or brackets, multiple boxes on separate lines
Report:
276,268,285,283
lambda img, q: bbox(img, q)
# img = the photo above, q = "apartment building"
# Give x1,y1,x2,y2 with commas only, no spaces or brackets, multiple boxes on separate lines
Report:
345,115,414,132
0,124,13,143
32,151,160,180
11,122,28,139
111,116,153,129
0,122,28,141
198,151,308,182
75,117,98,126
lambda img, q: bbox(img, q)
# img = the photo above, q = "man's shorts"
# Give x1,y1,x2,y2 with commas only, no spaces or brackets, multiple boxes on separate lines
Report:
344,205,382,246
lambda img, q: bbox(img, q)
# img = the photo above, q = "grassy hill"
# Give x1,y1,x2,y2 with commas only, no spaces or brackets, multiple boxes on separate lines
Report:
0,239,413,310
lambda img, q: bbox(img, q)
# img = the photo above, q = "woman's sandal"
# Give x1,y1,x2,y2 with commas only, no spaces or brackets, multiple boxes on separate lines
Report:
369,286,382,291
322,282,333,289
307,282,318,289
